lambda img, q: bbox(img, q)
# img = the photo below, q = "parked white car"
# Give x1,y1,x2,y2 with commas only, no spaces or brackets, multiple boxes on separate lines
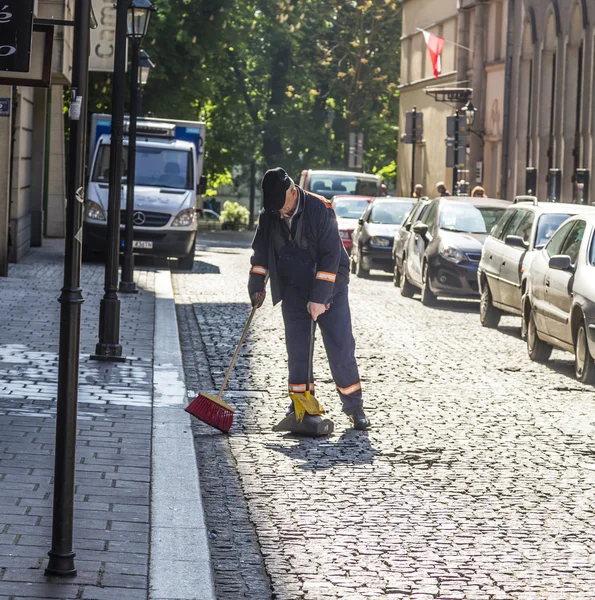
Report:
524,214,595,383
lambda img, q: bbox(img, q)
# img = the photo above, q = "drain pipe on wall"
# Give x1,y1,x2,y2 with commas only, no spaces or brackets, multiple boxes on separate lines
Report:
500,0,515,200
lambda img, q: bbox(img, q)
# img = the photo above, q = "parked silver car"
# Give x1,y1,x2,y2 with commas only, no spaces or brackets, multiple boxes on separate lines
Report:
478,197,595,329
524,214,595,384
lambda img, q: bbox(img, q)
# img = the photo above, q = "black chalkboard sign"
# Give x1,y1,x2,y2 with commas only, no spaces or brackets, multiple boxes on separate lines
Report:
0,0,35,73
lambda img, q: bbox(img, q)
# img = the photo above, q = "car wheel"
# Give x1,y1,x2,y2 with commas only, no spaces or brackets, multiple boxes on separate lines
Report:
393,262,401,287
526,305,552,362
420,263,437,306
355,250,368,278
479,283,501,328
399,265,415,298
575,322,595,384
177,243,196,271
520,296,529,341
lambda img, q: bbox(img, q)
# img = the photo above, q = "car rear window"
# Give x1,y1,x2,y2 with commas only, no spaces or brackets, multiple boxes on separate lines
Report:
309,175,379,198
439,204,506,234
333,199,370,219
535,213,572,248
369,201,413,225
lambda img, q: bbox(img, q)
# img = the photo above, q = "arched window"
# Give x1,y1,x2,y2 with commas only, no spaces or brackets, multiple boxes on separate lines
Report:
537,11,558,199
565,3,585,201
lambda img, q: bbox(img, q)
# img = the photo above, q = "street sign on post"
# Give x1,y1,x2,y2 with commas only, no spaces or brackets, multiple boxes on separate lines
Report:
356,132,364,169
348,132,356,169
0,0,35,73
348,132,364,169
404,110,423,144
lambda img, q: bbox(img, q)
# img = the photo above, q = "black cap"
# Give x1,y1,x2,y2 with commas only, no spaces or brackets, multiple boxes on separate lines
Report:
261,167,290,213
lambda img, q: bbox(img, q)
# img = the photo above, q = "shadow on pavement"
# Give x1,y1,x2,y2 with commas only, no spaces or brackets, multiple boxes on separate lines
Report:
496,324,522,340
266,430,379,471
429,298,480,313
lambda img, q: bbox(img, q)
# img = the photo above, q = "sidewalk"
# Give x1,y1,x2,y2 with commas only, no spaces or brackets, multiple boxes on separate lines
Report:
0,240,214,600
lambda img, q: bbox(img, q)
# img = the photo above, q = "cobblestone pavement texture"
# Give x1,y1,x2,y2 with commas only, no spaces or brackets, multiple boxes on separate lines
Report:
0,240,155,599
175,230,595,600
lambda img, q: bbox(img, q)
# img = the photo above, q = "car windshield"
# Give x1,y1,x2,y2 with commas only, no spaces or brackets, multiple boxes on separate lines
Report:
333,200,370,219
92,145,193,190
439,204,506,234
310,175,379,199
535,213,572,248
369,201,413,225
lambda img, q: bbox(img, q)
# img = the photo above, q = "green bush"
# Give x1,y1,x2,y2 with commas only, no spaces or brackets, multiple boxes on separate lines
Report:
220,201,250,231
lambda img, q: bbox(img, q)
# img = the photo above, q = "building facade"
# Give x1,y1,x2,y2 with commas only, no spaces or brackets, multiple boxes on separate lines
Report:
505,0,594,203
398,0,460,198
0,0,72,272
398,0,509,199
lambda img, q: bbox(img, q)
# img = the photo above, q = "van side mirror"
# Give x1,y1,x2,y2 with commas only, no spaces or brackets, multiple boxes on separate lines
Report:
548,255,572,271
412,222,428,237
197,175,207,195
505,234,528,249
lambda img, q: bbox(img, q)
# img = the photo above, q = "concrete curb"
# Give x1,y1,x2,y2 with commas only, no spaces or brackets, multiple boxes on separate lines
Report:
150,270,216,600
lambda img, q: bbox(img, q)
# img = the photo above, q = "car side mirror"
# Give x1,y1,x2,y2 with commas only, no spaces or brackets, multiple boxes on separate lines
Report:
358,218,364,226
412,222,428,237
404,222,412,232
548,255,572,271
197,175,207,195
505,234,528,249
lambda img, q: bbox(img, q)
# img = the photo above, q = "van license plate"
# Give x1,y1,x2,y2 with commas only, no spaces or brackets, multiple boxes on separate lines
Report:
133,241,153,249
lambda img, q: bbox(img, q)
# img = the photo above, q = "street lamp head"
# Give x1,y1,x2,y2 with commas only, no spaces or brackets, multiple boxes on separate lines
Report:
464,100,476,127
127,0,156,40
138,49,155,86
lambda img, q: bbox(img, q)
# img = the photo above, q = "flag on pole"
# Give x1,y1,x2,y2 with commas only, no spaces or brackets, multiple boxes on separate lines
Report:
422,30,445,78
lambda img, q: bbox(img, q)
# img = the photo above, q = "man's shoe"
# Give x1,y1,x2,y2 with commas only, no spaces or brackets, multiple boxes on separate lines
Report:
348,408,370,430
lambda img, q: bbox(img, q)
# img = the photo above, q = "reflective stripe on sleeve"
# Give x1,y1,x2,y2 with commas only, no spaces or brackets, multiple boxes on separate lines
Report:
315,271,336,283
250,266,268,276
336,382,361,395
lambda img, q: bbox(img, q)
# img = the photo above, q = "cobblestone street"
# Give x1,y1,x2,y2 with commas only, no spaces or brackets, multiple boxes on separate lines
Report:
175,231,595,600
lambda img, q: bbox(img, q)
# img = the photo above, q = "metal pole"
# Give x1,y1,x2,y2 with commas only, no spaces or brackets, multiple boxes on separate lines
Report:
120,40,139,294
410,106,416,197
45,0,91,576
91,0,127,362
453,110,459,195
248,159,256,230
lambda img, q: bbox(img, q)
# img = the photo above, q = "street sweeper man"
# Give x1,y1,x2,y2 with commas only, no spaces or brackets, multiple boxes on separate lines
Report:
247,167,370,431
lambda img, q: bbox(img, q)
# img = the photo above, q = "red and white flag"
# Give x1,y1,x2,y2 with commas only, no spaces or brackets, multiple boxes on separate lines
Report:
422,30,445,78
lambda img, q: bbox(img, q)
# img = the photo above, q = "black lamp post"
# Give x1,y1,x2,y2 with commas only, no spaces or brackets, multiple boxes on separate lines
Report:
91,0,130,361
137,49,155,117
119,0,155,294
45,0,92,577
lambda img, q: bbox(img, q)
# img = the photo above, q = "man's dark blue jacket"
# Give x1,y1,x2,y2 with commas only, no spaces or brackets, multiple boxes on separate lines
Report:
248,187,350,306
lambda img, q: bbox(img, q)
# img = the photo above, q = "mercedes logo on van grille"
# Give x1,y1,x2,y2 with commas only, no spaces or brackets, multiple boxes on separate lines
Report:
132,211,146,225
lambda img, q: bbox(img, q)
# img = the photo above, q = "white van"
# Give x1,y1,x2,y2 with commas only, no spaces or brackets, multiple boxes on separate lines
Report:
83,115,207,269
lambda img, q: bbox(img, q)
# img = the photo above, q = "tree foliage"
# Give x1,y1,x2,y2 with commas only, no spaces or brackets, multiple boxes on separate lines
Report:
87,0,402,188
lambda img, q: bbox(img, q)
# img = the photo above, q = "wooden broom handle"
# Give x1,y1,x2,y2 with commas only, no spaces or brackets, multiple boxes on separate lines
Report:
217,275,269,399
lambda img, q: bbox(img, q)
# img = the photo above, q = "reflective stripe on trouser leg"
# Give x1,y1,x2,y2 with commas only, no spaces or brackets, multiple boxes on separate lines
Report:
316,283,362,414
282,292,314,399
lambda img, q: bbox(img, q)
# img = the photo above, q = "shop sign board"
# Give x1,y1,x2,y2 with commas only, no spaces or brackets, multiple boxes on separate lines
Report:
0,0,35,73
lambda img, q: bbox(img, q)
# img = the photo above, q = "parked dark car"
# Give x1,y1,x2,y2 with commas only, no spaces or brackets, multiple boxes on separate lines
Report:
350,197,414,277
478,196,595,329
392,199,431,286
399,196,509,305
524,214,595,383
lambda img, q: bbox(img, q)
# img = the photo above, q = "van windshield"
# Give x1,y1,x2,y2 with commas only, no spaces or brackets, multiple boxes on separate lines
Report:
309,175,379,199
92,145,193,190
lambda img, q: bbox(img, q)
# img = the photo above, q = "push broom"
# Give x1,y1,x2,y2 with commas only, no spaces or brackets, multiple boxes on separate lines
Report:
185,284,265,432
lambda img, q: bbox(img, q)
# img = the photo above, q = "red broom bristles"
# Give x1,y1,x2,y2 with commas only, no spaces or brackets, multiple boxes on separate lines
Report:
185,393,234,433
